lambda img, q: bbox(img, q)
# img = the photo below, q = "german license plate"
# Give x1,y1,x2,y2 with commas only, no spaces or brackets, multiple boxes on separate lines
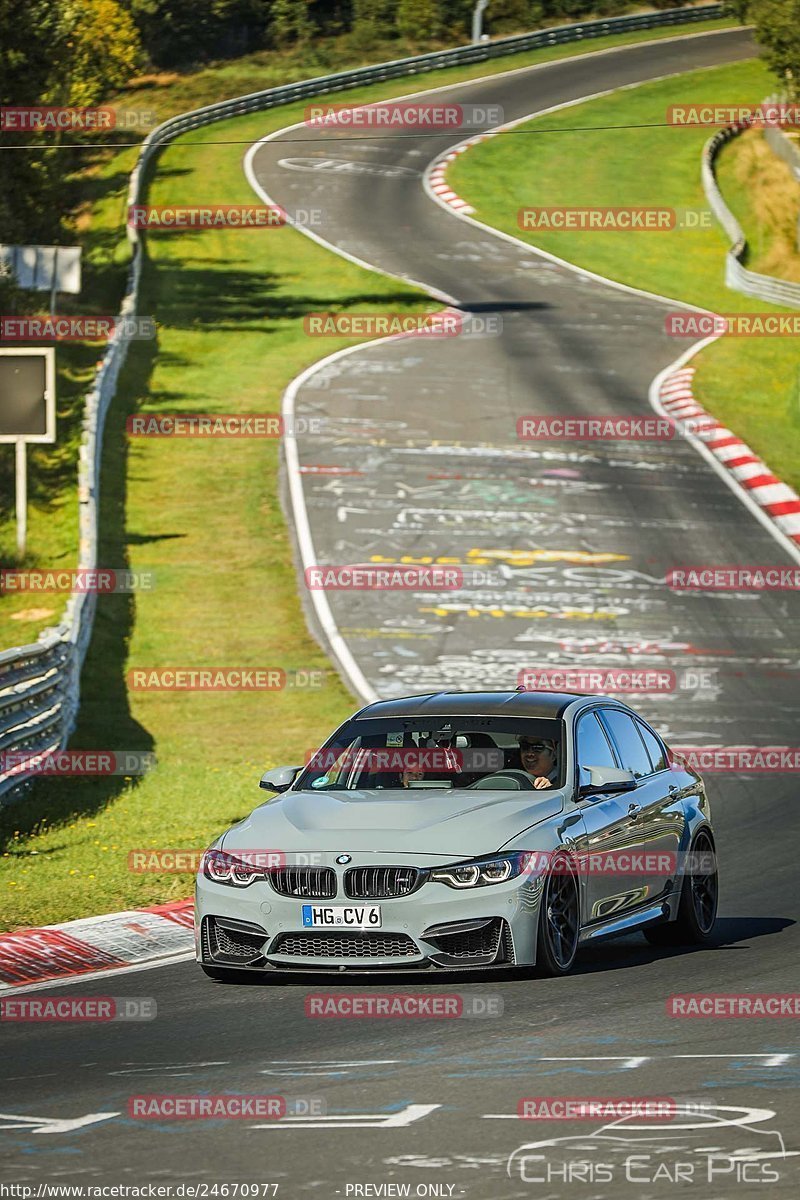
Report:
301,904,381,928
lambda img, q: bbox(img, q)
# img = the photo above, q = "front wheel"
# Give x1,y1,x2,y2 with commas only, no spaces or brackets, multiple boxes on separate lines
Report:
534,853,580,976
644,829,718,946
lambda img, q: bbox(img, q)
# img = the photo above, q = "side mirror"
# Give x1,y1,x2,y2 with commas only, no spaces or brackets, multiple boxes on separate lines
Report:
259,765,302,793
578,765,637,798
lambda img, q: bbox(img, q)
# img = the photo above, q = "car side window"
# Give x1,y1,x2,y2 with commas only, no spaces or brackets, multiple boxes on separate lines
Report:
599,710,652,779
576,712,618,771
636,719,667,773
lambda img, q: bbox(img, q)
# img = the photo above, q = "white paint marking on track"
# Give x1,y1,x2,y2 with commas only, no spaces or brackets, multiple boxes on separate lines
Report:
485,1103,781,1129
259,1059,400,1076
108,1061,229,1077
674,1052,794,1067
0,1111,119,1135
251,1102,441,1129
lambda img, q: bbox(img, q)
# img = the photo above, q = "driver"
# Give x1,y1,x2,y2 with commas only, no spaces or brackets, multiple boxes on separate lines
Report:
401,767,425,788
517,736,559,790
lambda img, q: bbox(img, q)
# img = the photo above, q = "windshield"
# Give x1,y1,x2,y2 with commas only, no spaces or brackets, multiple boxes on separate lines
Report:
294,716,565,791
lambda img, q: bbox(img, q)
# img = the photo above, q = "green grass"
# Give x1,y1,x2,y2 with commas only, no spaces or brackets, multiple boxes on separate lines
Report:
449,58,800,495
715,127,800,283
693,129,800,492
0,16,741,929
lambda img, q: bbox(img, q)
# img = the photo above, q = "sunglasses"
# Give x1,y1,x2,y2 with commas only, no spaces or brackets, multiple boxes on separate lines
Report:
519,741,554,754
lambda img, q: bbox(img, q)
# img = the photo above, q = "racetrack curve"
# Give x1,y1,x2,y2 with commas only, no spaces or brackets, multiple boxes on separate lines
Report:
2,27,799,1197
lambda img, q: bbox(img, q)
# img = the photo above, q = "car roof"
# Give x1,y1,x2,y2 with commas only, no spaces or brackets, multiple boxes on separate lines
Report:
355,690,600,720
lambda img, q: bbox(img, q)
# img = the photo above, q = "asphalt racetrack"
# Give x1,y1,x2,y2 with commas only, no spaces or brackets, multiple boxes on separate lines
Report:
2,25,799,1198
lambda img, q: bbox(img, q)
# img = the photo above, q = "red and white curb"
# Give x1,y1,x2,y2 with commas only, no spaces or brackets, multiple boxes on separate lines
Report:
660,367,800,546
427,142,482,213
0,899,194,989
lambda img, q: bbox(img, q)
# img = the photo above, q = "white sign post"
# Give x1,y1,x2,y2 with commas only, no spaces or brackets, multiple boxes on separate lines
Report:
0,348,57,559
472,0,490,44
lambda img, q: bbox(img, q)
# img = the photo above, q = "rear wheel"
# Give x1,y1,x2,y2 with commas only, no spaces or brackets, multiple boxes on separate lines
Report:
645,829,718,946
534,853,580,976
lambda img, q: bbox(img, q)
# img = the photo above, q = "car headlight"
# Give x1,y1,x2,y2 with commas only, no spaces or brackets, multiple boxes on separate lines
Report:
202,849,265,888
430,852,532,889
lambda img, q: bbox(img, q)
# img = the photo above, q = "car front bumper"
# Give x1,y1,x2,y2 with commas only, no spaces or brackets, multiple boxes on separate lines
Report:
195,851,546,972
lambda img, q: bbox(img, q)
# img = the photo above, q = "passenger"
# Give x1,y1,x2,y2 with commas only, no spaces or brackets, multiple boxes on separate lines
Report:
401,768,425,788
517,737,559,790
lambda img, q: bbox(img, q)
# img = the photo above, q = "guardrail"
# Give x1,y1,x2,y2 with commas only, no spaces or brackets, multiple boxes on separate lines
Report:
702,114,800,309
761,100,800,252
764,124,800,179
0,3,728,803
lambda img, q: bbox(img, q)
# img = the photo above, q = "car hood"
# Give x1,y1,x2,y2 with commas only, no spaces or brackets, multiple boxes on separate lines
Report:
221,787,565,857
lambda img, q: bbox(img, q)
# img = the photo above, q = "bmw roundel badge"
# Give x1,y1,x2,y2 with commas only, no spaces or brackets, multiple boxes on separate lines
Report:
335,854,352,864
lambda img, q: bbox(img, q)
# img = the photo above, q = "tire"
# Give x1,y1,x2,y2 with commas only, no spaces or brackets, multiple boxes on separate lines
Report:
534,852,580,976
644,829,718,946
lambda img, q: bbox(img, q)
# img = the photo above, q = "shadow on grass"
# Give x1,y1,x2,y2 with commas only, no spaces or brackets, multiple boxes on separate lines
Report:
150,259,437,331
0,332,158,848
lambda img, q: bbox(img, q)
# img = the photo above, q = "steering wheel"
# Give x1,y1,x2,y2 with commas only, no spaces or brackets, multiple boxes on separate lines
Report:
467,769,537,791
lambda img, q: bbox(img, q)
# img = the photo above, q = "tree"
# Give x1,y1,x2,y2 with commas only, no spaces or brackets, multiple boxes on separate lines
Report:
62,0,141,106
124,0,270,67
270,0,315,48
748,0,800,97
350,0,394,48
0,0,69,244
396,0,441,42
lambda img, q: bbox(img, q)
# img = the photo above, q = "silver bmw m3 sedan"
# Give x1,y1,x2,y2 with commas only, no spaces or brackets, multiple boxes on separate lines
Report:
195,689,718,980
